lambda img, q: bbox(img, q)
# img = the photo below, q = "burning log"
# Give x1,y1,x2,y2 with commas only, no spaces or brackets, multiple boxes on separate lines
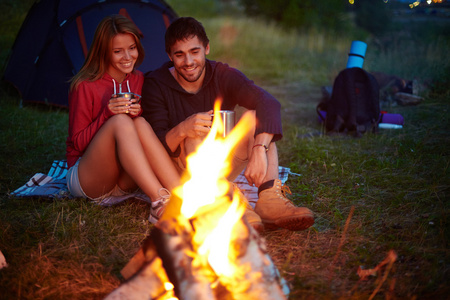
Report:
152,217,216,300
104,238,176,300
106,215,288,299
105,102,290,299
224,220,289,299
158,188,289,299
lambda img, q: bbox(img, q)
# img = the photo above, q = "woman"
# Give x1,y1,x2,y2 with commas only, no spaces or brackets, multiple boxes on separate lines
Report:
66,15,179,223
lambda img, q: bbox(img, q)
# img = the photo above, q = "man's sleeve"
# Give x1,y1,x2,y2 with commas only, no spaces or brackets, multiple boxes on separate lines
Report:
219,66,283,142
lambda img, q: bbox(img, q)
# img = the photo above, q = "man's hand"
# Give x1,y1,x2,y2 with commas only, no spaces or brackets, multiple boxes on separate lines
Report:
244,145,268,187
244,132,274,187
180,110,213,138
165,110,213,154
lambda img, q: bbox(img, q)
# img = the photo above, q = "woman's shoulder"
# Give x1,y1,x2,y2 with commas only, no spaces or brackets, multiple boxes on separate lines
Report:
71,74,111,96
134,69,144,77
129,70,144,84
73,78,97,92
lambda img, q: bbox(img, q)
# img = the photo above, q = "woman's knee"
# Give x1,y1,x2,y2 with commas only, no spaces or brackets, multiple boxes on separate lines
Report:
133,116,144,123
133,116,157,136
133,116,149,128
105,114,135,131
110,113,132,123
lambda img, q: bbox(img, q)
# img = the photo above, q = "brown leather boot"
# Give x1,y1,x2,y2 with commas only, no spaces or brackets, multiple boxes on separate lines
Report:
232,184,264,233
255,179,314,231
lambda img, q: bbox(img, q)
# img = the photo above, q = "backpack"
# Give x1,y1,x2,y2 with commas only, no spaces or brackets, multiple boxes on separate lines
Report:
317,68,381,137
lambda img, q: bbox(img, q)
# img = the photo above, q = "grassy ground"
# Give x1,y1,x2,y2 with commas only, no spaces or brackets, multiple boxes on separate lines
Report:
1,1,449,299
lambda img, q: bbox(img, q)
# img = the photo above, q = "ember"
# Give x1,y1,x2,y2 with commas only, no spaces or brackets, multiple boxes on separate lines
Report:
106,102,289,300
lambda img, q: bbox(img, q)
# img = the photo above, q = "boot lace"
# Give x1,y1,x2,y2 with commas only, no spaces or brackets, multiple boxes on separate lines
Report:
281,184,292,198
277,182,295,206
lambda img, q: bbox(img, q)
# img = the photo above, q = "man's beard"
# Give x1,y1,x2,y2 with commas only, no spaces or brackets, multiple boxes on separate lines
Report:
177,64,205,83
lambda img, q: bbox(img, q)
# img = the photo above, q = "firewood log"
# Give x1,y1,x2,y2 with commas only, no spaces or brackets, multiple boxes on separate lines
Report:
153,219,216,300
109,190,290,300
105,254,175,300
215,219,289,300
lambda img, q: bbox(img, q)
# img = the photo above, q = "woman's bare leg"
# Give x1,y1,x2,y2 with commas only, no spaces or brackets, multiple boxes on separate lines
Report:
133,117,180,191
78,114,170,200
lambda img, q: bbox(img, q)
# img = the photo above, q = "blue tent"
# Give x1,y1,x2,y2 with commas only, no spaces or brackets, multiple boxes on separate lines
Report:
3,0,177,107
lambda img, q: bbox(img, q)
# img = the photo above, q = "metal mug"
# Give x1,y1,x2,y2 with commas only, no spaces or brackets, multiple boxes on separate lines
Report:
212,110,235,137
113,92,142,104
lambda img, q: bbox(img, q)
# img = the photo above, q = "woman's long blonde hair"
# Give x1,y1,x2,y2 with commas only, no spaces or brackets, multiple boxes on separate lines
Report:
70,15,145,91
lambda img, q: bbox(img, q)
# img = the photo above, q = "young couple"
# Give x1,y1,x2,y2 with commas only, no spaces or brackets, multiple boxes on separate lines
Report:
66,15,314,232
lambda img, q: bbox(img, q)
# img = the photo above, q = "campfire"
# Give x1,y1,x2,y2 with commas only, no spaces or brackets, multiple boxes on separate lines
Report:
105,102,290,300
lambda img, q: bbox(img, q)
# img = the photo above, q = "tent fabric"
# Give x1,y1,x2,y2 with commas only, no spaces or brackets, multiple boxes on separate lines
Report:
3,0,177,107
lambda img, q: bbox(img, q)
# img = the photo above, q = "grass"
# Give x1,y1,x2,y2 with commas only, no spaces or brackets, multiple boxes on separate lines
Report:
1,1,449,299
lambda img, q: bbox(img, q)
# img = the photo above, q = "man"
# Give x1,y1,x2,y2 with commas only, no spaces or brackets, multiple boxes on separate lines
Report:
141,17,314,232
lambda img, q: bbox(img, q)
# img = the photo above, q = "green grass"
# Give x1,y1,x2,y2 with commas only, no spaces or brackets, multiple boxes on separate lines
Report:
1,1,449,299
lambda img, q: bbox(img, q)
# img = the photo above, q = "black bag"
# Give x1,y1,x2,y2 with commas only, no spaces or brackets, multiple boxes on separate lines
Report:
318,68,381,137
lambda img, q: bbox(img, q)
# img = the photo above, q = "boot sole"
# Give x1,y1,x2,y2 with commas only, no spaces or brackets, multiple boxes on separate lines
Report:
262,214,314,231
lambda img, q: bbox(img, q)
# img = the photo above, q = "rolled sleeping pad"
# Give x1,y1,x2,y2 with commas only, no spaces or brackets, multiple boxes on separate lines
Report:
346,41,367,69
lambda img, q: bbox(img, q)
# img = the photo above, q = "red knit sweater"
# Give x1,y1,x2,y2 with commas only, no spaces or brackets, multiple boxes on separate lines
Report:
66,71,144,168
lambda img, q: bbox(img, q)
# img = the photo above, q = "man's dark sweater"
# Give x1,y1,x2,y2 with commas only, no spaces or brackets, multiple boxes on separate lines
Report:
141,59,283,157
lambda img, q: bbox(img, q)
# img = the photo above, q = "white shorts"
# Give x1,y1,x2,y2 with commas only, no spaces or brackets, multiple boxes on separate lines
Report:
66,158,129,202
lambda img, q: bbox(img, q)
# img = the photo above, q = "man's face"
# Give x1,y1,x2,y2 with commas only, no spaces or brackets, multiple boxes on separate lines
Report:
168,35,210,85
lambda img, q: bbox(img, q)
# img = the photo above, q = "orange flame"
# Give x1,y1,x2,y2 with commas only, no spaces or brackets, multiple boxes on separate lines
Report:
171,100,253,278
198,192,246,277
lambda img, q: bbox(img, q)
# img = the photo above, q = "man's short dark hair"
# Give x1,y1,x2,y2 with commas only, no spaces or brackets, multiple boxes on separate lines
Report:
165,17,210,54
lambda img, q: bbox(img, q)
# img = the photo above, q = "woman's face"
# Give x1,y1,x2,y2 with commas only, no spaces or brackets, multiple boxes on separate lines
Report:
107,33,139,81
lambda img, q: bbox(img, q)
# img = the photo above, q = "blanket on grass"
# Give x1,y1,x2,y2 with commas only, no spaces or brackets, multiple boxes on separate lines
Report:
10,160,298,209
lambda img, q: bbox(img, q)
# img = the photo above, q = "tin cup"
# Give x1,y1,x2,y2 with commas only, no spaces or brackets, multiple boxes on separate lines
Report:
131,93,142,104
113,92,142,104
112,92,141,113
212,110,235,137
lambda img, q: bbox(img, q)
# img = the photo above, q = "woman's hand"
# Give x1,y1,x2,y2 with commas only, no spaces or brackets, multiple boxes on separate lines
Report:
128,98,141,116
108,95,132,115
